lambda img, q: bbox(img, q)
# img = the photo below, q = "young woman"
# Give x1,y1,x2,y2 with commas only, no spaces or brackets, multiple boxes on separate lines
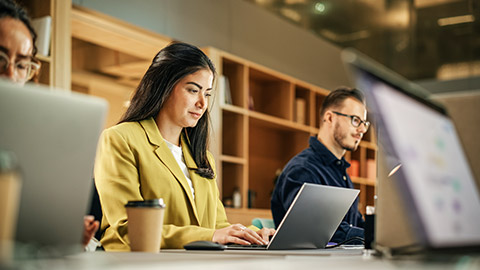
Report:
95,42,275,250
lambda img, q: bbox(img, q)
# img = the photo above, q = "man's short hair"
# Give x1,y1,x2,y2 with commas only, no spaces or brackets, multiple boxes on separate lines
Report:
319,87,365,124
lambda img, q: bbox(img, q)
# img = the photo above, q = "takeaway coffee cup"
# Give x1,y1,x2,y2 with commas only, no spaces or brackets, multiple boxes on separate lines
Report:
0,150,22,262
125,199,166,252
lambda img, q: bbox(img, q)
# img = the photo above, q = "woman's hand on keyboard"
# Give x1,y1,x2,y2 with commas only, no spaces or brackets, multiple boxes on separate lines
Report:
257,228,275,243
212,224,268,245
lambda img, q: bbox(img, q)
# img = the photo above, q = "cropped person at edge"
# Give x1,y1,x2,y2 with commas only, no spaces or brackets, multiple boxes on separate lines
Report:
0,0,99,248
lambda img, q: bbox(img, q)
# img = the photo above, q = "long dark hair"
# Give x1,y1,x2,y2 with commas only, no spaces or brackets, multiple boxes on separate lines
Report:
120,42,216,179
0,0,38,58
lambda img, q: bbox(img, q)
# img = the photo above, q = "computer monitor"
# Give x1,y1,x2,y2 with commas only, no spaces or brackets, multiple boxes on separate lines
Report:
342,48,480,252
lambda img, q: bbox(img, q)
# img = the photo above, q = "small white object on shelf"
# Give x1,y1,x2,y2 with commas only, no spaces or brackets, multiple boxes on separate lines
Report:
232,188,241,208
219,75,232,105
31,16,52,57
294,98,306,124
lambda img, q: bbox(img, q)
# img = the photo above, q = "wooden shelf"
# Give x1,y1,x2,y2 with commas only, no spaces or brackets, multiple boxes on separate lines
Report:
70,6,172,128
248,110,312,133
221,155,246,165
22,0,70,89
72,70,134,128
36,54,51,63
248,67,292,120
29,3,377,225
365,178,376,187
351,177,366,185
71,5,171,60
351,177,375,186
224,208,272,226
207,47,378,219
360,141,378,150
221,104,247,114
222,104,313,133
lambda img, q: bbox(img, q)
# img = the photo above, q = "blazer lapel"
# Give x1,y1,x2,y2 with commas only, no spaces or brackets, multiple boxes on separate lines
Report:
139,118,200,223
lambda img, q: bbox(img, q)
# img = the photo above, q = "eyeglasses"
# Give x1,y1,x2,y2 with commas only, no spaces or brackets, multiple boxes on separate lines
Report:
332,111,370,131
0,50,40,82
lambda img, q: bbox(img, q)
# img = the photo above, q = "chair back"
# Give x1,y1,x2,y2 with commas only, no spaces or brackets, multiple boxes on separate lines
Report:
252,218,275,229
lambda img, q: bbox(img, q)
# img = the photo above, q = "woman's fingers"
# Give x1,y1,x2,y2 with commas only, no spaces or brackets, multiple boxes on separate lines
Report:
257,228,276,242
225,235,251,245
214,224,270,245
231,224,268,245
242,229,268,245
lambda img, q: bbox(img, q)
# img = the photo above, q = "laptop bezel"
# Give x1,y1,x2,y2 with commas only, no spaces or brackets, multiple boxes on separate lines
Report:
267,183,359,250
0,80,108,253
342,48,480,252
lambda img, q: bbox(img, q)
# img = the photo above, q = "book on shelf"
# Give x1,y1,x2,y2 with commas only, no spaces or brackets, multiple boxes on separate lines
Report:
31,16,52,57
366,159,376,181
294,98,306,124
218,75,232,105
348,160,360,177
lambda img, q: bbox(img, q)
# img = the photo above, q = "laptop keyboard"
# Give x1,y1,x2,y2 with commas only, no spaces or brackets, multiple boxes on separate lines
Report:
226,243,268,249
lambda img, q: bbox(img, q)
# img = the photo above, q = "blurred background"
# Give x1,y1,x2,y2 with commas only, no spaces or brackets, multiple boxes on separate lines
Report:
72,0,480,94
247,0,479,82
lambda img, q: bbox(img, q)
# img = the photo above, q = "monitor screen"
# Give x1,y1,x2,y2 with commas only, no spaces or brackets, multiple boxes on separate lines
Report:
350,60,480,249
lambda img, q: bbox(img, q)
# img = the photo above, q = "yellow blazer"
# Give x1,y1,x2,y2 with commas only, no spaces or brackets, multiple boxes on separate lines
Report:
94,117,231,250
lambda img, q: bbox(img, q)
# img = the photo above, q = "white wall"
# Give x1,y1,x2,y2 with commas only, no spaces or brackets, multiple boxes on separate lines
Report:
72,0,351,90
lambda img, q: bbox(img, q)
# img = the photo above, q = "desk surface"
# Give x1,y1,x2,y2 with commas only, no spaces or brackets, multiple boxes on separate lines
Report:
5,249,480,270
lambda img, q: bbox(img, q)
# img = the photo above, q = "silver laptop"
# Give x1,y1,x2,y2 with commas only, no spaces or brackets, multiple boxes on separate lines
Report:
0,80,107,253
342,48,480,252
228,183,359,250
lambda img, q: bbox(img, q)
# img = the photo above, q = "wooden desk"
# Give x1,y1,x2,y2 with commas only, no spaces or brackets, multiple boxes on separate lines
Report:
6,249,480,270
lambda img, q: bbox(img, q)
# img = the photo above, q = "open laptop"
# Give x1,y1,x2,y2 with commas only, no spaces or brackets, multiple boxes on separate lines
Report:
227,183,359,250
342,48,480,253
0,80,107,253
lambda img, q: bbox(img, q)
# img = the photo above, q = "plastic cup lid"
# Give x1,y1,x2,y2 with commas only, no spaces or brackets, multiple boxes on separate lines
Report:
125,198,166,208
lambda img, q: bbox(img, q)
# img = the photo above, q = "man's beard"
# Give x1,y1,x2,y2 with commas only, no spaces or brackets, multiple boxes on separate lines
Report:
333,123,359,152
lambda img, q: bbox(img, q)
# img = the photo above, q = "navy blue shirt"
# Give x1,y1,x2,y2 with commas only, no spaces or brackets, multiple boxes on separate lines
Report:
271,136,365,243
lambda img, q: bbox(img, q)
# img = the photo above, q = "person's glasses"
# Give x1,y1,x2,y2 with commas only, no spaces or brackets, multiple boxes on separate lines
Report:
332,111,370,131
0,50,40,82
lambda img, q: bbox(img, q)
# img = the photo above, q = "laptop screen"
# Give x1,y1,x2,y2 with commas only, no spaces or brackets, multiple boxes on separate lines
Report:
343,50,480,248
0,80,107,252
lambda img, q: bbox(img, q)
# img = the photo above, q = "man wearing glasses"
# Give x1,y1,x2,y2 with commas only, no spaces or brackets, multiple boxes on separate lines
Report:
271,87,369,244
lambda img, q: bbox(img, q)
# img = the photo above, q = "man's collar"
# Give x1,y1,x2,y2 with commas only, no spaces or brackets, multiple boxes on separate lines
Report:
309,136,350,167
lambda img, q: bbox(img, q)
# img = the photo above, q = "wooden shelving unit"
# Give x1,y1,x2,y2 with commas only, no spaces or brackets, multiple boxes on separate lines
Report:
70,6,172,128
27,2,377,226
23,1,171,127
20,0,71,89
206,48,377,225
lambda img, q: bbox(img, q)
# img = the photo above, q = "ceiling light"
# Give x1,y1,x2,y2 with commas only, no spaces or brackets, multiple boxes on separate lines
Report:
438,15,475,26
314,2,326,14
